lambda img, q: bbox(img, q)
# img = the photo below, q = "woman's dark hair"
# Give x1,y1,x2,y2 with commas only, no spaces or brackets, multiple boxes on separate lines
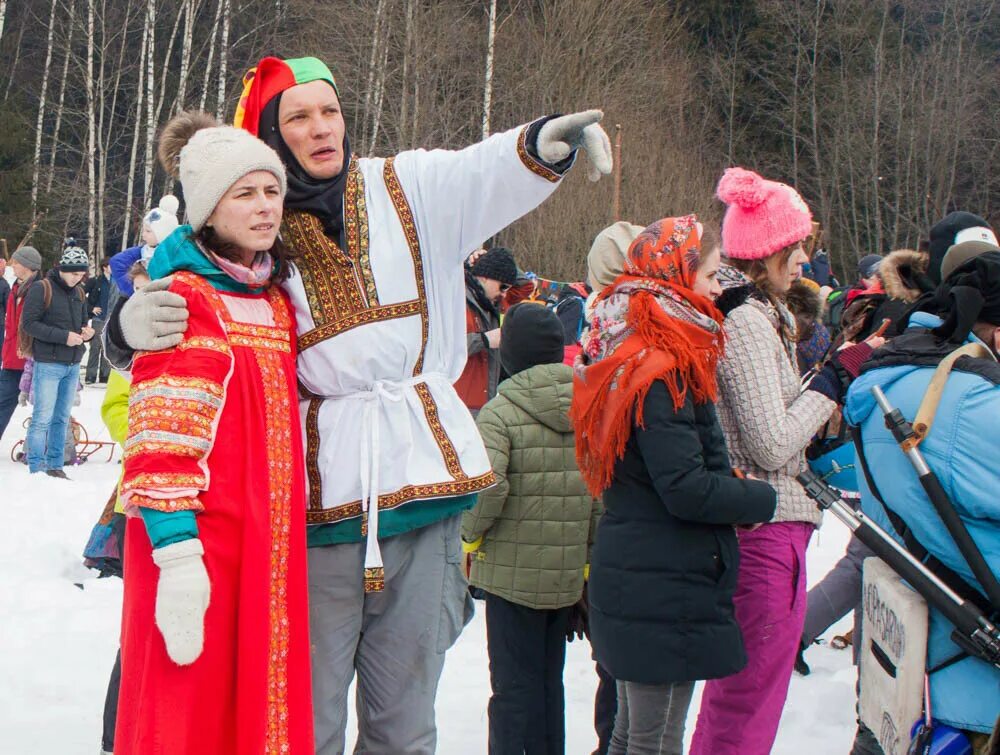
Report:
194,225,297,284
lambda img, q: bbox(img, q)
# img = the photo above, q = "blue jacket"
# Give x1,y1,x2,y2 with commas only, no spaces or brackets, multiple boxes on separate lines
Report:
844,311,1000,733
109,246,144,297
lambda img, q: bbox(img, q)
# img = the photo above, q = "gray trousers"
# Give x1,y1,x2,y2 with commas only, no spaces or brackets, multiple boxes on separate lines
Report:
308,514,474,755
801,534,874,646
608,680,696,755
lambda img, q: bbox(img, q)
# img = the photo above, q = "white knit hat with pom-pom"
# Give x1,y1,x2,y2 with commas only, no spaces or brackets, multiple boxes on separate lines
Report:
158,111,286,232
143,194,181,244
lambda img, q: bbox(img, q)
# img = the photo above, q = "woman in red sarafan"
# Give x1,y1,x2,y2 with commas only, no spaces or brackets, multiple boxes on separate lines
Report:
115,111,313,753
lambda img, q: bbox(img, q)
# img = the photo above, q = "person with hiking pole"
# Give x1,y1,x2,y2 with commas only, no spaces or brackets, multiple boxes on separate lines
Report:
844,248,1000,752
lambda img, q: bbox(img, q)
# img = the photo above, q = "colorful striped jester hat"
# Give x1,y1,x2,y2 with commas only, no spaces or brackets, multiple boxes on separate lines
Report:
234,56,339,135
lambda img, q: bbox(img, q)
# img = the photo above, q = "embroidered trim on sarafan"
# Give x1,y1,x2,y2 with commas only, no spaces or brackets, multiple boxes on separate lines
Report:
178,336,232,355
304,471,496,525
382,157,429,375
413,383,468,481
305,397,323,512
130,382,225,408
126,375,225,460
126,494,203,513
122,471,207,491
254,346,294,754
228,333,292,353
516,125,562,183
297,300,422,352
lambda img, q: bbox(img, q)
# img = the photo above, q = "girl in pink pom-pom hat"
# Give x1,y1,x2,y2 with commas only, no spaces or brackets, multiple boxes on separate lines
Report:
689,167,849,754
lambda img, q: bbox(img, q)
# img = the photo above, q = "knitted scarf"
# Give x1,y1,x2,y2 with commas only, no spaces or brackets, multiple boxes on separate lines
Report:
571,215,725,497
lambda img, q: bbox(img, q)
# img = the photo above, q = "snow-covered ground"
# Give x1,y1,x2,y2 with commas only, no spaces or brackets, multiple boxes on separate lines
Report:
0,377,858,753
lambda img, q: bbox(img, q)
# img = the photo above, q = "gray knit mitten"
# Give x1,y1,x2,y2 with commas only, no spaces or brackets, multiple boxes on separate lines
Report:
119,276,189,351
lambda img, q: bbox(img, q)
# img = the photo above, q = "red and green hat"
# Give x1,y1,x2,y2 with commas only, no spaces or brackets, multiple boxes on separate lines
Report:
234,56,338,136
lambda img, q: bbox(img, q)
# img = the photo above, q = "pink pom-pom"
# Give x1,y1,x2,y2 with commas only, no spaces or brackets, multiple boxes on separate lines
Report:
716,167,772,209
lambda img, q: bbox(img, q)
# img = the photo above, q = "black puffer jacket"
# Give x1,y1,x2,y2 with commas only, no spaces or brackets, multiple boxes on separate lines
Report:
589,381,777,684
20,269,89,364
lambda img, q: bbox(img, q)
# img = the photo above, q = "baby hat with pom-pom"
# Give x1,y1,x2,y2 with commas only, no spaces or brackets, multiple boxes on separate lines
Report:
716,167,813,260
143,194,181,245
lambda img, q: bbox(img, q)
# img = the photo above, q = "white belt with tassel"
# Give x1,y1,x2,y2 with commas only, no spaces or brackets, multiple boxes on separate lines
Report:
343,373,448,592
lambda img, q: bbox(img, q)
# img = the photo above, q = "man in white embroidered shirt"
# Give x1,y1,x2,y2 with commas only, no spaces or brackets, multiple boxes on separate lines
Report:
107,56,612,753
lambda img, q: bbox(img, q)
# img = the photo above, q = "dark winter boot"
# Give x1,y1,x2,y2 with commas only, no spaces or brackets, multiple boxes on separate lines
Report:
794,641,811,676
46,469,70,480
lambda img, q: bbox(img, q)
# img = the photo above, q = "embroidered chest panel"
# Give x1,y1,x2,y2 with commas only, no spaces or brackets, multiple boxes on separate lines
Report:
282,158,429,367
176,271,293,353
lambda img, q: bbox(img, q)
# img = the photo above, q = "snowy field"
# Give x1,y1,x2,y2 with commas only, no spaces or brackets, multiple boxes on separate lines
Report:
0,374,858,754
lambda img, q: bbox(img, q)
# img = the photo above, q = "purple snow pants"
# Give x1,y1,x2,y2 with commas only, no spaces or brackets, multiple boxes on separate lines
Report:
690,521,814,755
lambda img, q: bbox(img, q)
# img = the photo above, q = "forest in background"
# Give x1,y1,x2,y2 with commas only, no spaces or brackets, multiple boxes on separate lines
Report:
0,0,997,281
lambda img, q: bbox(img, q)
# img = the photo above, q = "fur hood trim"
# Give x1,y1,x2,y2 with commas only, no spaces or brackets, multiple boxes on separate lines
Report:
880,248,932,303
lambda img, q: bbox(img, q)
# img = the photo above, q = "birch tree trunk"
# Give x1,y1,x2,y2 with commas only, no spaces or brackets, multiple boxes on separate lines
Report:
399,0,414,148
86,0,98,264
3,20,25,103
481,0,497,139
142,0,156,214
215,0,231,121
123,15,150,249
31,0,59,220
200,0,224,111
0,0,7,45
361,0,387,154
97,0,108,256
47,0,75,196
153,9,184,125
368,38,390,155
175,0,197,112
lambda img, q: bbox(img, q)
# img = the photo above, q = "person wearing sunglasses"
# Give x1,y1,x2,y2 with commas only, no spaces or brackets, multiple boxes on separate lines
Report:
456,246,519,417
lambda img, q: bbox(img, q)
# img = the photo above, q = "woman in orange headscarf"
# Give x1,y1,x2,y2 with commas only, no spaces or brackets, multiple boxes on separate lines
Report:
572,216,777,754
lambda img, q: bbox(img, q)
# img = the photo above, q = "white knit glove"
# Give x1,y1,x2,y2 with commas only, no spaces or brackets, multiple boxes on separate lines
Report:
151,538,211,666
536,110,613,182
120,275,189,351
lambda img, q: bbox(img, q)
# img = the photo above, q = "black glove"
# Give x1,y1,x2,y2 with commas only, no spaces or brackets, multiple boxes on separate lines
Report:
808,341,876,403
566,588,590,642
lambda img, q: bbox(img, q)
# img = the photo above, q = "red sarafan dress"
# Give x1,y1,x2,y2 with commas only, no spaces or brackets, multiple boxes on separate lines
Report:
116,270,313,754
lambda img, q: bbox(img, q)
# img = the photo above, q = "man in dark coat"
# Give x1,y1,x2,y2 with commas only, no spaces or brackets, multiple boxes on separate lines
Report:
454,246,518,416
19,245,94,477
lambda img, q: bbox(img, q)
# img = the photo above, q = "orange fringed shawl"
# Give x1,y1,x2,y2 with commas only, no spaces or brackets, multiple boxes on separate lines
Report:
571,216,726,497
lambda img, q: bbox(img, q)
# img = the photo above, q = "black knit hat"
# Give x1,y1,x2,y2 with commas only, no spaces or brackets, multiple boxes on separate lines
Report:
500,303,566,377
857,254,883,280
469,246,518,286
928,211,995,284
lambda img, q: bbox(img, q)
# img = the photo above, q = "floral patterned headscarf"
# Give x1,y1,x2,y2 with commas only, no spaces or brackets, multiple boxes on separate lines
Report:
571,215,726,496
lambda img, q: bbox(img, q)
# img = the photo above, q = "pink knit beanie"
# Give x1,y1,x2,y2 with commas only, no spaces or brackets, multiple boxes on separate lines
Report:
717,167,813,260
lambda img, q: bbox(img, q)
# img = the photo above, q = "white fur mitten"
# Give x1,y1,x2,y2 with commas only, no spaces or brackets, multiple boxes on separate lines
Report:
536,110,613,182
151,538,211,665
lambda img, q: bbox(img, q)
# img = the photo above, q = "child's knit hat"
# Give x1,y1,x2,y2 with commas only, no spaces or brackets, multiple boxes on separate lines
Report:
716,167,813,261
143,195,180,244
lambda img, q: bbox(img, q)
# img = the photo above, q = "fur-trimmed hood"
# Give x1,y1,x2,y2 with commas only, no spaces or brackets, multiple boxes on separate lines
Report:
879,249,933,303
785,280,823,321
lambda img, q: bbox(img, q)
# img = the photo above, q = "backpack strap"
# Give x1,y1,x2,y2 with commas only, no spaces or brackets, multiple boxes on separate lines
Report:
911,342,993,444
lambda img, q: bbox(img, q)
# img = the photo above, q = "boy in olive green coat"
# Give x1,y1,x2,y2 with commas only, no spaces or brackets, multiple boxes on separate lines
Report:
462,303,600,755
